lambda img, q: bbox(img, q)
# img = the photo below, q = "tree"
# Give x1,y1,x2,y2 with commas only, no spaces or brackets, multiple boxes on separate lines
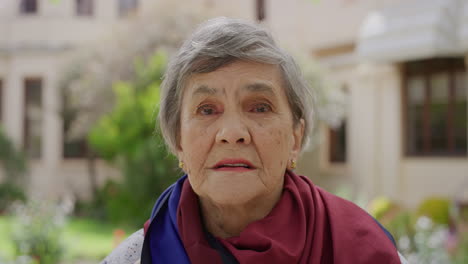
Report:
0,126,27,183
58,1,207,200
88,51,180,227
0,126,27,212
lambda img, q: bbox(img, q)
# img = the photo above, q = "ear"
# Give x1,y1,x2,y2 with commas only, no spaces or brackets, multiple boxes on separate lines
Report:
176,131,184,153
290,119,305,160
176,140,184,161
176,144,184,161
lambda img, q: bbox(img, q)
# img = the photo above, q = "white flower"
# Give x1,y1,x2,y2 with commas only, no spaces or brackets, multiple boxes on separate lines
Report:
398,235,411,250
416,216,433,230
427,228,447,249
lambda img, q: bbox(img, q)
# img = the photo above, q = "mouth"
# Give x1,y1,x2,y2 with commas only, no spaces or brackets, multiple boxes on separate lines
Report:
212,159,256,171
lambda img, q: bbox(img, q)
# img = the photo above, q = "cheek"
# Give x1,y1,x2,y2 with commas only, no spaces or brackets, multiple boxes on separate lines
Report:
180,122,213,169
255,127,293,163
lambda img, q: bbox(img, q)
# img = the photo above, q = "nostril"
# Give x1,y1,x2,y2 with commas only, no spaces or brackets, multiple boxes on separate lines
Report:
237,138,245,143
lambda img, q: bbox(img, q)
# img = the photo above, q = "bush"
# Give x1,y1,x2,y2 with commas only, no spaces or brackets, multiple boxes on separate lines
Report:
369,196,468,264
0,126,27,183
10,201,67,264
0,183,26,213
368,196,401,221
403,216,452,264
0,126,28,214
452,233,468,264
87,51,180,227
417,197,451,225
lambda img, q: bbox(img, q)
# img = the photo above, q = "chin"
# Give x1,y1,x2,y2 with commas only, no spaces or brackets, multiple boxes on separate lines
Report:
201,180,264,206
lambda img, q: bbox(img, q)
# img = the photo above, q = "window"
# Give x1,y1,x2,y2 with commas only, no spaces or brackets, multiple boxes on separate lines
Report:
62,113,88,159
256,0,266,21
24,78,43,158
20,0,37,14
62,87,87,158
63,137,88,158
76,0,94,16
403,58,467,156
118,0,138,17
329,122,347,163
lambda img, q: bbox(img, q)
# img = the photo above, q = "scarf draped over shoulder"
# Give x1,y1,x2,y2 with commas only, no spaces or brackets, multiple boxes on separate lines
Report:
145,171,401,264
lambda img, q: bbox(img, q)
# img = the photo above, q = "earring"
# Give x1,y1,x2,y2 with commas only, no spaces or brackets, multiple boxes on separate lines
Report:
179,161,184,169
290,160,297,170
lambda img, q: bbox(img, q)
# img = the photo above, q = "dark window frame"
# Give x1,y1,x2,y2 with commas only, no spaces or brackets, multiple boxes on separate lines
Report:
118,0,139,17
23,77,43,159
76,0,94,17
63,137,89,159
20,0,38,14
256,0,265,22
62,83,88,159
329,121,347,163
62,113,89,159
402,58,467,157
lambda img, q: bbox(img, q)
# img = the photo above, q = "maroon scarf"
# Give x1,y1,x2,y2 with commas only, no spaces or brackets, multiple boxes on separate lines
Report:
177,171,401,264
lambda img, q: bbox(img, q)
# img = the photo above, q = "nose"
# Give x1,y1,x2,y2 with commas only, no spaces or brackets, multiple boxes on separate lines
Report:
215,114,251,145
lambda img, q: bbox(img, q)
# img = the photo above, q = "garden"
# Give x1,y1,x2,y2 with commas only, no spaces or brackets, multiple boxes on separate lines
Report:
0,51,178,264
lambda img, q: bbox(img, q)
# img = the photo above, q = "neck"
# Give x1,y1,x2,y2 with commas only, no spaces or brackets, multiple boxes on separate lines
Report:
199,187,283,239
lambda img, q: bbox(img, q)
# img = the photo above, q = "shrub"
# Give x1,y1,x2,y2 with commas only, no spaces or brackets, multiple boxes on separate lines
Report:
10,200,67,264
417,197,451,225
368,196,402,221
404,216,452,264
0,126,27,183
87,51,180,227
0,126,28,214
0,183,26,213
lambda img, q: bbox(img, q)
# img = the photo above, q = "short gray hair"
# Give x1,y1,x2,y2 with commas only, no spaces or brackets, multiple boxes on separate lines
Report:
158,17,315,155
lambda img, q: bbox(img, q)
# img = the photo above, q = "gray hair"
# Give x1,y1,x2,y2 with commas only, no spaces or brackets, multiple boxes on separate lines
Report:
158,17,315,155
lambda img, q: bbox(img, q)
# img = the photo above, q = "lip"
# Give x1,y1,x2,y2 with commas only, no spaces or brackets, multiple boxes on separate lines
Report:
212,159,256,171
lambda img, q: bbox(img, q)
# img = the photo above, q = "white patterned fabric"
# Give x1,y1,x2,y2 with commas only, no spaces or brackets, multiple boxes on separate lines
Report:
101,229,144,264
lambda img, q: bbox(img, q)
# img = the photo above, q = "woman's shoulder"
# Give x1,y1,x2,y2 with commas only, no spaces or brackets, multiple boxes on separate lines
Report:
101,229,144,264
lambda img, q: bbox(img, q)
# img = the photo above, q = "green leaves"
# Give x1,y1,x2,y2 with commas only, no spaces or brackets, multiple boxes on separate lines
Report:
88,50,179,227
0,126,27,184
88,51,165,162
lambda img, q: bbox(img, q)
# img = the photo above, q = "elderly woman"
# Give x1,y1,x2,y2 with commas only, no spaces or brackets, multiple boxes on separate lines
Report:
102,18,407,264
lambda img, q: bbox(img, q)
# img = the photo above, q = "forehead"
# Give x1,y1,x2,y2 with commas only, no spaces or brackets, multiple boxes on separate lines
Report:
184,60,285,96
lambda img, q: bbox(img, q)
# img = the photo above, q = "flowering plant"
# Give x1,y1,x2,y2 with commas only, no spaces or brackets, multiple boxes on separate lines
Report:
10,200,68,264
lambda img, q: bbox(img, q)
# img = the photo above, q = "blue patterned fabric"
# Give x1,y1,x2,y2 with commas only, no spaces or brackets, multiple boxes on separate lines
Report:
145,175,190,264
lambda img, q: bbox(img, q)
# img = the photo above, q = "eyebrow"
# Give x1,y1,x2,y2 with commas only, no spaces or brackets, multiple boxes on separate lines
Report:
191,85,218,97
190,82,276,98
245,82,275,95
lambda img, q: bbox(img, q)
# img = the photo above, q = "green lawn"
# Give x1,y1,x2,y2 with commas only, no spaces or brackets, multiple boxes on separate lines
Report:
0,215,136,262
0,216,15,260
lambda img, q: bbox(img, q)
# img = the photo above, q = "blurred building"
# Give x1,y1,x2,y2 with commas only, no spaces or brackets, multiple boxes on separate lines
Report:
0,0,142,200
274,0,468,208
0,0,256,200
0,0,466,207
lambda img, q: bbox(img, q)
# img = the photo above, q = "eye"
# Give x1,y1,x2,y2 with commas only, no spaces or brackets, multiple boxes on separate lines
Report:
196,104,218,115
250,103,272,113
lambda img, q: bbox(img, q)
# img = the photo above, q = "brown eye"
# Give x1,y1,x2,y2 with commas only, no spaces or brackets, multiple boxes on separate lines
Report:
250,103,272,113
197,104,218,115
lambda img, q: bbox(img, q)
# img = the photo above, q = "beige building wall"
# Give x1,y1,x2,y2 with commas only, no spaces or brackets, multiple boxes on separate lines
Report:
0,0,258,200
289,0,468,208
265,0,407,52
0,0,123,200
1,0,466,207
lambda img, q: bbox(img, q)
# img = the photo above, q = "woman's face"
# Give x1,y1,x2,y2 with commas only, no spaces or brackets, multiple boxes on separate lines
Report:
178,60,304,205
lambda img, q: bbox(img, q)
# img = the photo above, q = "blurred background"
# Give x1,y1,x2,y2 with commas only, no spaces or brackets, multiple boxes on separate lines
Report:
0,0,467,263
